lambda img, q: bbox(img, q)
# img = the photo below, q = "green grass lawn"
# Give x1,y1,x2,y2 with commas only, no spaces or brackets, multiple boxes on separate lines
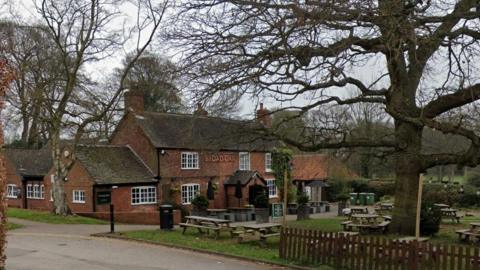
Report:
7,223,23,230
7,208,107,224
121,226,333,269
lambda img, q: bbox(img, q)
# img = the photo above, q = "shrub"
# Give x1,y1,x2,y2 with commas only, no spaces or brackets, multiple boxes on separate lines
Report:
336,193,350,202
467,172,480,188
297,193,309,205
420,203,442,236
254,194,269,208
367,180,395,200
327,180,348,201
350,179,370,193
191,195,209,210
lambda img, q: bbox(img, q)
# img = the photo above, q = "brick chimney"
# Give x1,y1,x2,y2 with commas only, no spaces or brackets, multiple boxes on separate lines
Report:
193,103,208,116
256,103,272,127
124,89,144,115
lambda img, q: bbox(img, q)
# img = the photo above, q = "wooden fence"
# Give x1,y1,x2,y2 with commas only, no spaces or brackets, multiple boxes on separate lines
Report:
279,227,480,270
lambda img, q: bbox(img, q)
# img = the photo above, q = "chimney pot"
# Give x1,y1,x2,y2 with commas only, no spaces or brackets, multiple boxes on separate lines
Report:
256,102,272,127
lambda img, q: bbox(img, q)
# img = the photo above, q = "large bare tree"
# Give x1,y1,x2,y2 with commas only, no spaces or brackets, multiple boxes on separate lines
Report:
170,0,480,235
32,0,168,215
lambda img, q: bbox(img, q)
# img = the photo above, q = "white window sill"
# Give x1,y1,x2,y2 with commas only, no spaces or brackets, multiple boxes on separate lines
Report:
72,201,86,204
265,169,273,173
269,195,278,199
181,168,200,170
131,202,157,206
182,202,192,205
27,197,45,200
6,196,18,199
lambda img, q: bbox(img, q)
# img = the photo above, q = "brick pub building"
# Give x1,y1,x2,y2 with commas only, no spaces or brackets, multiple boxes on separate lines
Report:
4,91,280,224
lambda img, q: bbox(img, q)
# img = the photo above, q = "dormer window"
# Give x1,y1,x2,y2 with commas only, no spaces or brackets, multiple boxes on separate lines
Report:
181,152,199,169
239,152,250,170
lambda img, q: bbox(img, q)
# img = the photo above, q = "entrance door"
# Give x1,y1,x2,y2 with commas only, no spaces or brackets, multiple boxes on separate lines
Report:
248,184,267,205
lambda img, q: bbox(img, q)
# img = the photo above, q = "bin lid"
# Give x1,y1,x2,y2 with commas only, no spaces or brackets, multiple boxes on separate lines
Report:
350,193,358,195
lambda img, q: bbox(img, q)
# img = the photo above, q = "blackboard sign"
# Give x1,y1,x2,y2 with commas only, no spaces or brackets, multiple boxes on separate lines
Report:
96,191,111,205
271,203,284,218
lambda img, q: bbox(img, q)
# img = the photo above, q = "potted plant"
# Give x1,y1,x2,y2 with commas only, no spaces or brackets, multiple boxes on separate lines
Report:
296,193,310,221
336,193,350,216
254,193,270,224
191,194,209,216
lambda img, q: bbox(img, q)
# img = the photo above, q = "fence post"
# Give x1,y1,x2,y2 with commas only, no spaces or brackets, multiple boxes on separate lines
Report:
110,204,114,233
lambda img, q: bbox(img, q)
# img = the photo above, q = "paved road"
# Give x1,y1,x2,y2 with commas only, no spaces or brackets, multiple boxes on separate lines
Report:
6,219,286,270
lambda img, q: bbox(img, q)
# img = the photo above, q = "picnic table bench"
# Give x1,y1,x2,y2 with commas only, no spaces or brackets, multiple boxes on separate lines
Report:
441,208,463,223
237,223,282,246
179,216,233,239
343,219,390,234
350,206,369,215
456,229,480,242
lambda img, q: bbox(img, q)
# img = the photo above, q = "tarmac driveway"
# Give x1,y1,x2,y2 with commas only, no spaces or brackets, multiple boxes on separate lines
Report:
6,218,286,270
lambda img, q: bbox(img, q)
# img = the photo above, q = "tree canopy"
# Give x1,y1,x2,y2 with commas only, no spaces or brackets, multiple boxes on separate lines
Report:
169,0,480,235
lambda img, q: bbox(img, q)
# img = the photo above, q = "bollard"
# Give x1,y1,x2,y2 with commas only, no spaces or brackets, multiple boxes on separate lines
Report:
110,204,114,233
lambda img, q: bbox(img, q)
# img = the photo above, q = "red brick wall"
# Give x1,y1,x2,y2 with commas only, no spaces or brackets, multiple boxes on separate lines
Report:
63,162,95,213
4,158,23,208
95,185,160,213
110,113,157,172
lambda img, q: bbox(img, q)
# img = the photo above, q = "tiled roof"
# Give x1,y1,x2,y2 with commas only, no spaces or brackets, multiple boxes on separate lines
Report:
135,112,278,151
3,148,52,177
75,145,155,185
292,154,355,181
224,170,264,186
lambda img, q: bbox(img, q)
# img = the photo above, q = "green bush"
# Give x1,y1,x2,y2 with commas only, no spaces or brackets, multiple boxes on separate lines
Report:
350,179,370,193
326,180,348,201
336,193,350,202
367,180,395,201
191,195,209,210
254,194,269,208
420,203,442,236
467,172,480,188
297,193,310,205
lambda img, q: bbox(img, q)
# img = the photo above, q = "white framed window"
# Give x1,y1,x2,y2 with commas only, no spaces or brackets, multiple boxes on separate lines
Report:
181,184,200,205
265,153,272,172
26,184,33,198
266,179,278,198
181,152,199,169
27,184,44,199
33,185,40,198
72,190,86,203
7,184,17,198
131,186,157,205
239,152,250,170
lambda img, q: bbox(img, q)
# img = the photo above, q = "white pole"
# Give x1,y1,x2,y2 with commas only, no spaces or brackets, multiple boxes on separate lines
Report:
415,174,424,240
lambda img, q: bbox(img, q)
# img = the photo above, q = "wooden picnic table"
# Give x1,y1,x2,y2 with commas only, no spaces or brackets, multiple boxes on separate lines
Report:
180,216,233,239
470,223,480,230
434,203,449,209
238,223,282,246
379,203,393,210
441,208,463,223
351,214,379,224
350,206,369,215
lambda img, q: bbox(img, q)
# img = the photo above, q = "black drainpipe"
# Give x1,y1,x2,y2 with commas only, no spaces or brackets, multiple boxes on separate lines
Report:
92,185,96,212
22,179,27,209
155,148,161,181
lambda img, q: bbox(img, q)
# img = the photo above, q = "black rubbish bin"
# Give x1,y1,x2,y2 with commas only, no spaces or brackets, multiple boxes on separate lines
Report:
159,204,173,230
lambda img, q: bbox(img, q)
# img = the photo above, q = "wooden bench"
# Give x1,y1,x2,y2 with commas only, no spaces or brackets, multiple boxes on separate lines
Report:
259,232,281,246
179,223,221,238
341,220,352,231
374,221,390,234
456,229,480,242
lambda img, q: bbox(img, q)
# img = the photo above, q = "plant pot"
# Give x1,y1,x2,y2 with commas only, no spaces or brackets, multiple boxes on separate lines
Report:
297,204,310,221
255,208,270,224
191,207,208,217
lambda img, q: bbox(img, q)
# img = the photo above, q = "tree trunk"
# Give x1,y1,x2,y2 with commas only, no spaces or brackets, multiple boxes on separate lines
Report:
390,120,423,235
51,135,69,215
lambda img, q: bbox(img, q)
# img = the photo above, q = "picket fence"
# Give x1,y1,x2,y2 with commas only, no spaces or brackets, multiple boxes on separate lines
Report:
279,227,480,270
